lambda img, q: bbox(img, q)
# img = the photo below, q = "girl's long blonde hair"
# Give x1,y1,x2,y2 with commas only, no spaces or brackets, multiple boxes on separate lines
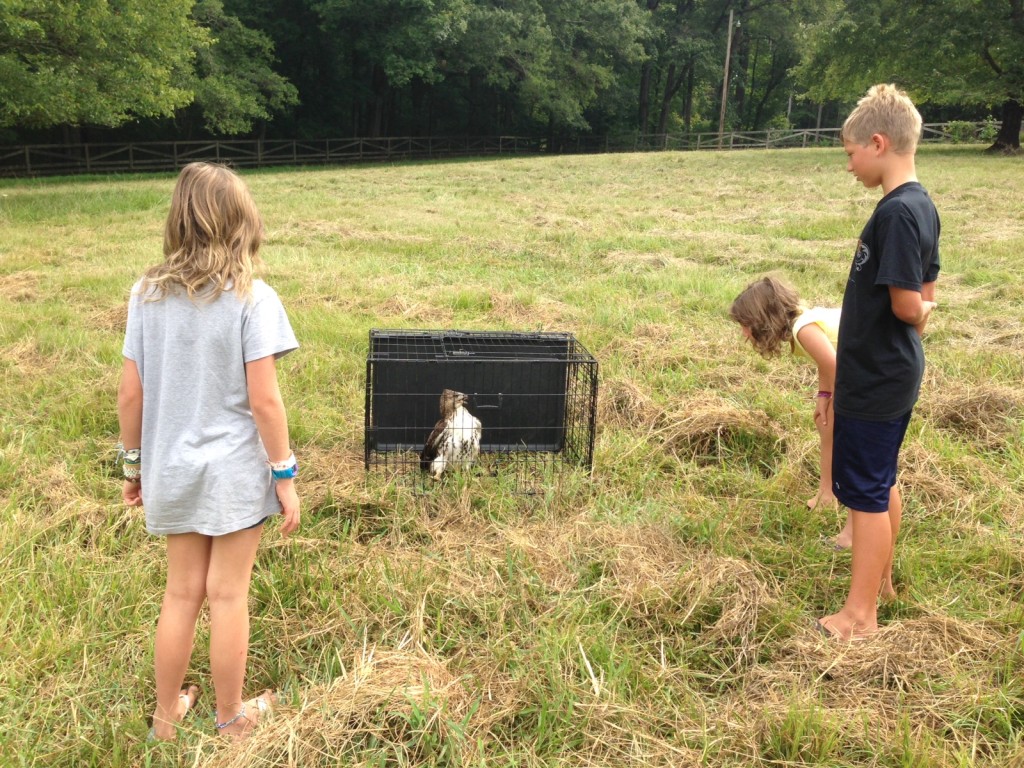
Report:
142,162,263,300
729,275,804,357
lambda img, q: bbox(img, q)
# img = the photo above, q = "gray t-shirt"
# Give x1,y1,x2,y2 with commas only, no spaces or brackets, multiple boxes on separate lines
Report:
123,278,298,536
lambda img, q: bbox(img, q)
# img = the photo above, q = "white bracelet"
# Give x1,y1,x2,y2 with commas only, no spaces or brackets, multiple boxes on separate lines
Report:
269,453,297,471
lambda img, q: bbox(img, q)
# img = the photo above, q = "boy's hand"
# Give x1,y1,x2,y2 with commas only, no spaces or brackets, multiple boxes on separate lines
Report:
916,300,937,335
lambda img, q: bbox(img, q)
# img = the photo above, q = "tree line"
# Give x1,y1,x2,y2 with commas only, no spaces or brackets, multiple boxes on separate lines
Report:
2,0,1020,151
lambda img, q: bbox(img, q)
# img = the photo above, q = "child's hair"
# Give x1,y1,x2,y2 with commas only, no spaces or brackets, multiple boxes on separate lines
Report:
841,83,922,154
142,162,264,300
729,276,804,357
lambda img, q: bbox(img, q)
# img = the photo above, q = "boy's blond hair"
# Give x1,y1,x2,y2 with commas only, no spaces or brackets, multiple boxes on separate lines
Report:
142,162,264,301
841,83,922,154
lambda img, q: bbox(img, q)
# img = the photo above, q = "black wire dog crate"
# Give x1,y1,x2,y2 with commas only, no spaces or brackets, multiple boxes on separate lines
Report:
365,329,598,491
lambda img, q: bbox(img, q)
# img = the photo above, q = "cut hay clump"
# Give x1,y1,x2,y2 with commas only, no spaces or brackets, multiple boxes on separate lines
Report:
917,381,1024,449
752,615,1008,713
599,378,663,429
726,616,1013,761
0,270,40,302
656,392,784,473
200,644,476,767
299,443,374,516
592,525,782,664
898,441,1013,519
85,303,127,332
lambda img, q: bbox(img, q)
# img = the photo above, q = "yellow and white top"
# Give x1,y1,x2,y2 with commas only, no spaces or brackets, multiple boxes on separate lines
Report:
791,306,840,358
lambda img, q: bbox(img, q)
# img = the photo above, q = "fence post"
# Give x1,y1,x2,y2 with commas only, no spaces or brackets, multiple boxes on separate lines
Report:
85,144,91,173
24,146,31,175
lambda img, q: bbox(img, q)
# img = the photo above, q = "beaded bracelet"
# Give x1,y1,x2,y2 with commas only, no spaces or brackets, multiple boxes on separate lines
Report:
122,447,142,483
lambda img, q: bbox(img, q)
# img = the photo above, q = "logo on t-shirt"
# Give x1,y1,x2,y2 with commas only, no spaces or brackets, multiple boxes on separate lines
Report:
853,239,870,272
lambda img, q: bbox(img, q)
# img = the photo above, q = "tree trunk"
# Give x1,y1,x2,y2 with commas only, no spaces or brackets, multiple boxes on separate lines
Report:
638,61,653,133
370,63,388,138
732,29,749,129
683,61,694,131
988,97,1022,152
637,0,661,133
656,61,688,135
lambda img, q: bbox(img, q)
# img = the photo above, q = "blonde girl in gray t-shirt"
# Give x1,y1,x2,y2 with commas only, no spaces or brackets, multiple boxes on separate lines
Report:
118,162,299,741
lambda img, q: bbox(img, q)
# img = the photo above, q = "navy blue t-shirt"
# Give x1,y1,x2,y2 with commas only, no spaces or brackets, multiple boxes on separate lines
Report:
835,181,941,420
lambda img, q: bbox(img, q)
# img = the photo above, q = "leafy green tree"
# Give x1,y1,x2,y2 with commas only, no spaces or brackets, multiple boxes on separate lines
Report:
314,0,472,136
728,1,809,130
797,0,1023,150
0,0,203,129
636,1,725,135
459,0,646,133
189,0,299,135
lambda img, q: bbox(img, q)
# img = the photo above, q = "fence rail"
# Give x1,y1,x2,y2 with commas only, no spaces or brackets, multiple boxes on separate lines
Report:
0,123,995,178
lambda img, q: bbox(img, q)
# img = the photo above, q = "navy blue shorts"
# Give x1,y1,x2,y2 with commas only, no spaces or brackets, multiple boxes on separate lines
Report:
831,411,912,512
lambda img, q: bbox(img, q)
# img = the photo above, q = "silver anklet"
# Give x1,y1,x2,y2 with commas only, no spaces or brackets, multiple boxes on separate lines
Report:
215,703,247,730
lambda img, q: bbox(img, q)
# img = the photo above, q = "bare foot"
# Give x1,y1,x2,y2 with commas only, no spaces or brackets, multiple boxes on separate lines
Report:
833,528,853,550
216,690,276,741
807,492,837,510
815,613,877,641
819,533,851,552
880,577,897,602
150,685,200,741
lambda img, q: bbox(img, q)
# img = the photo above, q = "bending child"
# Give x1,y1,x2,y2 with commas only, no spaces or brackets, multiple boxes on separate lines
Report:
818,84,939,640
118,162,301,740
730,275,853,549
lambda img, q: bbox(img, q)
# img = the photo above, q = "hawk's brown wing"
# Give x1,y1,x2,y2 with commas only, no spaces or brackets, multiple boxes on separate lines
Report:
420,417,449,472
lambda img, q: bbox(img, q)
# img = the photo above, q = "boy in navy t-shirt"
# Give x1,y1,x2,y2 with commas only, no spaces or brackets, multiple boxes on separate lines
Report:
817,84,940,641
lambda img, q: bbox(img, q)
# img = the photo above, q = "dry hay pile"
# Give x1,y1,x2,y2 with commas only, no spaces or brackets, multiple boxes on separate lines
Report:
575,524,782,671
200,644,476,767
917,381,1024,449
898,440,1017,525
597,322,691,370
487,292,576,328
599,377,662,430
84,303,128,332
723,615,1013,762
656,392,784,472
0,270,40,302
297,443,372,516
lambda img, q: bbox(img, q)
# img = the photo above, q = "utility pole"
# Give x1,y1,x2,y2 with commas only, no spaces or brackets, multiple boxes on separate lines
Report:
718,8,735,148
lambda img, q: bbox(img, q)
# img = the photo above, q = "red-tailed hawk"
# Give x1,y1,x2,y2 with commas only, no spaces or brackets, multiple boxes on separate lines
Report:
420,389,482,480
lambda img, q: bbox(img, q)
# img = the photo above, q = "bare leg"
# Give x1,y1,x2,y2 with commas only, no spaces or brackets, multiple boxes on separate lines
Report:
810,417,852,549
818,508,889,639
808,416,838,510
880,485,901,601
833,509,854,551
152,534,211,740
207,525,264,739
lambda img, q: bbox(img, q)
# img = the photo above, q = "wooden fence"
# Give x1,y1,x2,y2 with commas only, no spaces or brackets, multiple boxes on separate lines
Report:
0,123,994,178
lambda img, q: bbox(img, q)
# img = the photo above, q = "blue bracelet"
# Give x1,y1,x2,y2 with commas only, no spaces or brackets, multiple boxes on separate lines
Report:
271,463,298,479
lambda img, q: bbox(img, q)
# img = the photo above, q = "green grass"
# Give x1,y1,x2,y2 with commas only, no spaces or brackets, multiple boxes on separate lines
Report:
2,145,1024,766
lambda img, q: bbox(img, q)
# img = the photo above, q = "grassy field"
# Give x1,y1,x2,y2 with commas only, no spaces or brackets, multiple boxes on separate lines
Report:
1,145,1023,767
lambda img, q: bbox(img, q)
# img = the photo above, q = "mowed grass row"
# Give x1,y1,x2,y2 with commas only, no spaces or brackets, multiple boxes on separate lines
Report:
1,146,1022,767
